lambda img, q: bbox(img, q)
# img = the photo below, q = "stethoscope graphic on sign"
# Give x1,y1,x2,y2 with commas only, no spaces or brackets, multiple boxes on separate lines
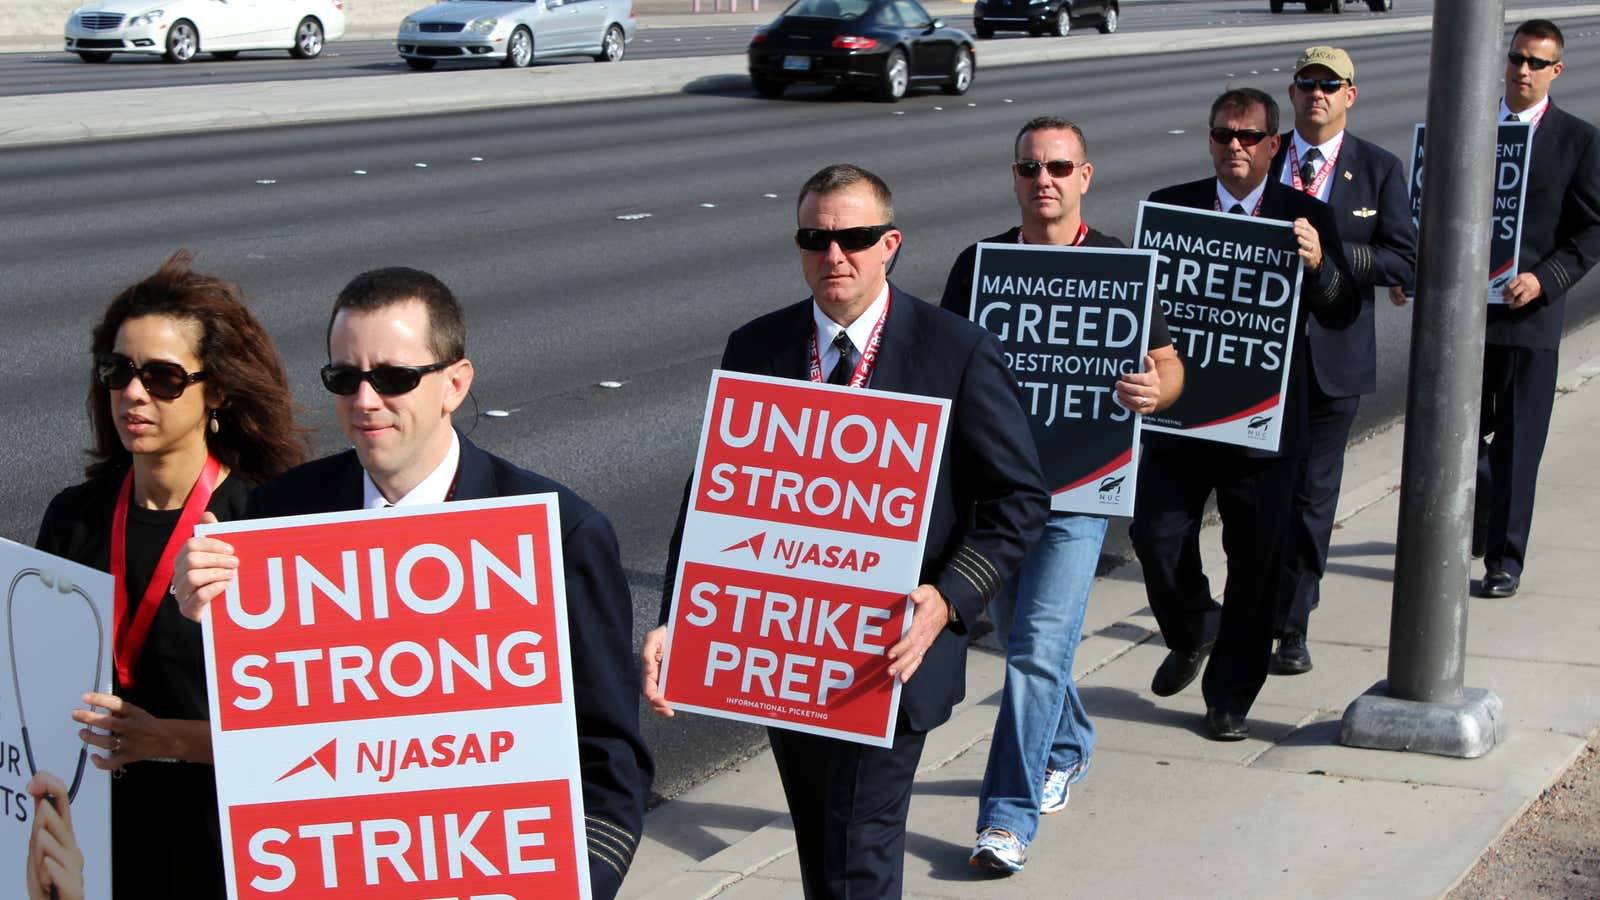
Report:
7,567,105,802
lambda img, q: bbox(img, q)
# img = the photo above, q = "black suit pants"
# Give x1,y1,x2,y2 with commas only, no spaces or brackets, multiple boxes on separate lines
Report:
1275,383,1361,637
1476,344,1559,578
768,726,927,900
1130,442,1299,716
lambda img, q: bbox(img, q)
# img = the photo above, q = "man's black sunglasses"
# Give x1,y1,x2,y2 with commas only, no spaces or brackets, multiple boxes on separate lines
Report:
795,224,896,252
1013,159,1082,179
95,352,206,401
1293,76,1347,94
320,360,457,396
1507,51,1559,71
1209,127,1271,147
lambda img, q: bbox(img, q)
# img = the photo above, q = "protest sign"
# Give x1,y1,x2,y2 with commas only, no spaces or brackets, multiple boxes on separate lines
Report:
966,243,1157,515
659,371,950,747
199,496,590,900
1409,121,1532,303
1134,201,1303,452
1,538,113,900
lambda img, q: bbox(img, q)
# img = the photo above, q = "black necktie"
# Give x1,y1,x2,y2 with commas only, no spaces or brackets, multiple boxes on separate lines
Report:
1505,111,1518,121
1299,147,1322,189
1228,202,1246,216
827,332,855,385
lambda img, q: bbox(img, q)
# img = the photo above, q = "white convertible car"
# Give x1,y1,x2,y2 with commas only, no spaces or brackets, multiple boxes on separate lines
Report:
64,0,347,63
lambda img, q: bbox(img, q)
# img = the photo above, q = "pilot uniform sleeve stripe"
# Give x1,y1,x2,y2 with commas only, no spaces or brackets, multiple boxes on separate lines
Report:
949,548,995,592
586,837,630,878
586,815,638,851
956,544,1002,584
586,828,634,865
945,558,988,598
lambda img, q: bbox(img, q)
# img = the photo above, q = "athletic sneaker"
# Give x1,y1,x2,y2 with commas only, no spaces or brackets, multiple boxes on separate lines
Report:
1040,759,1090,815
970,827,1027,873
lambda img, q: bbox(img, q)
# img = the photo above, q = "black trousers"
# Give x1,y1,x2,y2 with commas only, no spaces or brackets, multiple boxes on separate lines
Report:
1477,344,1559,578
1130,442,1299,716
768,726,927,900
1275,383,1361,637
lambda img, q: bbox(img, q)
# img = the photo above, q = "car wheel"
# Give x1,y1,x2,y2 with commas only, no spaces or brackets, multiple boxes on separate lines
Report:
404,57,436,70
504,26,533,67
163,19,197,63
752,75,786,98
290,17,324,58
1098,3,1117,32
876,49,908,102
77,51,113,62
975,21,994,38
593,24,625,62
942,46,974,95
1052,6,1070,36
1269,0,1284,10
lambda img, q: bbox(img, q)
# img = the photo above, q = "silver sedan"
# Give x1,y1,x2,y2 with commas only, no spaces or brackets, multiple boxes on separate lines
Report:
397,0,635,70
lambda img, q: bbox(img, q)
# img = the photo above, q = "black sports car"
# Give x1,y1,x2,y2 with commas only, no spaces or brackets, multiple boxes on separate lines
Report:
971,0,1118,38
747,0,975,101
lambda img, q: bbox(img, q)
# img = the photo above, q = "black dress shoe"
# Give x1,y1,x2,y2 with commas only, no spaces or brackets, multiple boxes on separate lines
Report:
1151,643,1212,697
1480,571,1520,598
1205,708,1249,741
1272,632,1313,675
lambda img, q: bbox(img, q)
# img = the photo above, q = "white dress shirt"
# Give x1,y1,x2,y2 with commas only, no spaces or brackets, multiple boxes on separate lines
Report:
1499,95,1550,136
362,428,461,508
1280,130,1346,202
812,282,890,382
1216,178,1268,216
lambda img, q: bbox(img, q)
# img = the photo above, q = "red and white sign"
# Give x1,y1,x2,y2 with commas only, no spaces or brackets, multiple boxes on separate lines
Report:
198,496,589,900
659,371,950,747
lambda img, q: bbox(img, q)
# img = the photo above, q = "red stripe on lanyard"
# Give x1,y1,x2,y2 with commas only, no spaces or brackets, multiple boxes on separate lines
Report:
110,454,220,687
1289,134,1344,197
809,295,892,387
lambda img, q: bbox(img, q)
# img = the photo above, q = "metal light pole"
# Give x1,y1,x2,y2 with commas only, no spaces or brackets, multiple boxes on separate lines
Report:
1339,0,1507,758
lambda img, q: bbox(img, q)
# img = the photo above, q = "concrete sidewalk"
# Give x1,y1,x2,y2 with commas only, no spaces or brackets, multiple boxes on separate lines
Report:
623,315,1600,900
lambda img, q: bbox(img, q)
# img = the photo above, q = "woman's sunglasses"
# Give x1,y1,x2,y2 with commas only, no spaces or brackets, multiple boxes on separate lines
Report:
94,353,206,401
319,360,457,396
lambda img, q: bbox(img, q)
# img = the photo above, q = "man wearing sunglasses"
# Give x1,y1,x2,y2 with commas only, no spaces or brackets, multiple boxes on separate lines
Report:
175,268,652,900
643,163,1048,899
1475,18,1600,599
1265,47,1417,676
937,116,1183,874
1131,87,1358,741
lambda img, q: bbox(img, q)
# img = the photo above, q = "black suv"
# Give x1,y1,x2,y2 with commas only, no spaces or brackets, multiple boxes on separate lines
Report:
972,0,1118,38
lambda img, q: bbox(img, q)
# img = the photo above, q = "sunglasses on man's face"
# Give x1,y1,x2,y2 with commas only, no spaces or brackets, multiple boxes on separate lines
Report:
1507,51,1559,71
95,353,206,401
319,360,457,396
1294,76,1347,94
1209,127,1271,147
1013,158,1082,179
794,224,896,253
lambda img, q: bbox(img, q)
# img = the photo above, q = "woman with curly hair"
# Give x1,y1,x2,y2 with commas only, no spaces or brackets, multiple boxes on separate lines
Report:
33,250,308,898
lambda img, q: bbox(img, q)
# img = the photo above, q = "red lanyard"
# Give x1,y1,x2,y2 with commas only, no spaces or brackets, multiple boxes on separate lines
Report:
1288,135,1343,197
1215,190,1265,216
809,295,891,387
109,455,220,687
1016,222,1089,246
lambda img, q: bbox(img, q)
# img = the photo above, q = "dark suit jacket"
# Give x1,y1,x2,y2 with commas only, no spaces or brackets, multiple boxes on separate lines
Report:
249,435,651,900
660,284,1049,733
1270,130,1418,396
1488,100,1600,350
1144,177,1360,458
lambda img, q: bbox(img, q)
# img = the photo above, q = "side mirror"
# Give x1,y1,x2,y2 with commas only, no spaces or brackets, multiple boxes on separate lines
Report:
930,17,944,27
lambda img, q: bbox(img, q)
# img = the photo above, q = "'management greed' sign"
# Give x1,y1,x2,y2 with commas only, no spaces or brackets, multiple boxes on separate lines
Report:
965,243,1157,515
660,372,949,747
1409,121,1532,304
1134,201,1304,452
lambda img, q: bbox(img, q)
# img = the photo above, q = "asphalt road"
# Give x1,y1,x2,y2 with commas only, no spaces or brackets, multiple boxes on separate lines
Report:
3,0,1570,96
4,21,1600,799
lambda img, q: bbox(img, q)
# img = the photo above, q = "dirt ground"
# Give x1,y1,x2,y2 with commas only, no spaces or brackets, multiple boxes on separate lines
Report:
1450,732,1600,899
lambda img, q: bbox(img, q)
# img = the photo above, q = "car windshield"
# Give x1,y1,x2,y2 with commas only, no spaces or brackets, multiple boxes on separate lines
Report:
784,0,873,19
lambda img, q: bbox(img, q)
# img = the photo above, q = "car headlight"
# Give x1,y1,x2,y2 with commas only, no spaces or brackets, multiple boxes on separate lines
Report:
126,8,165,25
466,17,498,33
400,17,419,31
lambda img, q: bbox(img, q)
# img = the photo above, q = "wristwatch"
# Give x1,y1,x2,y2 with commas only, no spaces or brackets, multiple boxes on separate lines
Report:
946,597,959,627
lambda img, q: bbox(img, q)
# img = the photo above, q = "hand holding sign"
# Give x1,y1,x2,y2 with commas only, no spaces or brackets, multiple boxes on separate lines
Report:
1503,271,1544,308
884,585,947,684
175,511,234,622
25,772,85,900
1292,218,1323,272
71,692,213,770
640,625,674,718
1114,354,1161,413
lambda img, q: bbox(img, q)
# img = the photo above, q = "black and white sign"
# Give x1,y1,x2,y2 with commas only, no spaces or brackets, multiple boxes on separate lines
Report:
1134,201,1304,452
968,244,1156,515
1409,121,1532,304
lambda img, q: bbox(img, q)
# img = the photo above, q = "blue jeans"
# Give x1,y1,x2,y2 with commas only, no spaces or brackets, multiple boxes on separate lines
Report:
976,511,1106,845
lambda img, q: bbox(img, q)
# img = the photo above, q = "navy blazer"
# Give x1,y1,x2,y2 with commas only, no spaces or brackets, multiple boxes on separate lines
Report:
249,435,652,900
1487,100,1600,350
1144,177,1360,458
661,284,1049,733
1271,130,1418,396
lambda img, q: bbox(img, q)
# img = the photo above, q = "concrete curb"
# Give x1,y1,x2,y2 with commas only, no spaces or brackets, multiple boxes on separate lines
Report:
5,4,1598,149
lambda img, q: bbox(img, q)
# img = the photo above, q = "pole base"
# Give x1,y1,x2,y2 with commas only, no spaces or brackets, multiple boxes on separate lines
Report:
1339,680,1506,759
